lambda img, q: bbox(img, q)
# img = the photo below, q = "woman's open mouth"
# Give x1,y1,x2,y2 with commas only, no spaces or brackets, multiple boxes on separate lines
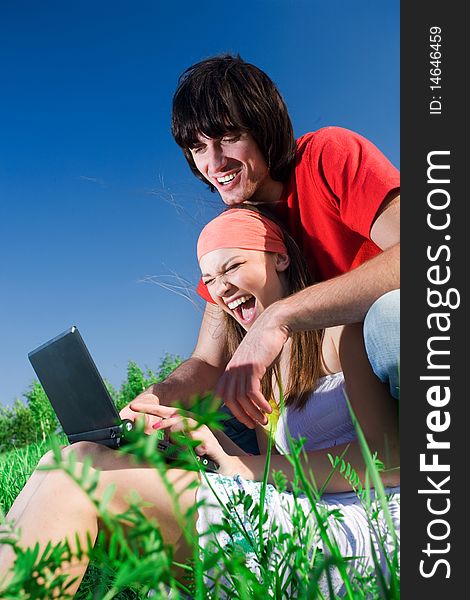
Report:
228,295,257,326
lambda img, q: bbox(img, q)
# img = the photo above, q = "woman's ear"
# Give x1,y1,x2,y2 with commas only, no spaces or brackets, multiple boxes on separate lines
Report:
275,253,290,272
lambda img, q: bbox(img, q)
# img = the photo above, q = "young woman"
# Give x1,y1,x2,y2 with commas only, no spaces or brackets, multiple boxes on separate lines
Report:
0,208,399,596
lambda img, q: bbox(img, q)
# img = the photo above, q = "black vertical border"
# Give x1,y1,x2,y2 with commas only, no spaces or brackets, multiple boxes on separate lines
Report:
401,2,465,597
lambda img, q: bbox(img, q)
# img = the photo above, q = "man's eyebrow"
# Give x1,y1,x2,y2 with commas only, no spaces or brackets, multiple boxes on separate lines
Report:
191,133,212,145
202,255,244,278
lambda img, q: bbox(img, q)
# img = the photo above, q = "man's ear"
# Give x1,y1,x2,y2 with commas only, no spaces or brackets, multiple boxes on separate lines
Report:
275,253,290,272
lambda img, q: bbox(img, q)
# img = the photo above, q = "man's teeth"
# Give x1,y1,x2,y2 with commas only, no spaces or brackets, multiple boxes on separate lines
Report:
217,172,238,184
227,295,253,310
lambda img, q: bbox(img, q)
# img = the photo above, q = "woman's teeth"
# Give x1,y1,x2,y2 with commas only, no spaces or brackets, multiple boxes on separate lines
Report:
227,295,253,310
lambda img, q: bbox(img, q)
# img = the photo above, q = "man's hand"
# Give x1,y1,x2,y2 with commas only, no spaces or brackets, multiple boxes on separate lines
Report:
215,305,291,428
119,388,162,435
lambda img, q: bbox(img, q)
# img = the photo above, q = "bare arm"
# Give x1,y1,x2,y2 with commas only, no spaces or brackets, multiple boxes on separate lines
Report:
223,440,398,493
268,242,399,332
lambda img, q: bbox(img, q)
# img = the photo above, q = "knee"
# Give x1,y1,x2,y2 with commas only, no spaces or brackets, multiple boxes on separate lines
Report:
63,441,108,463
37,449,56,468
38,442,106,469
36,450,89,498
363,290,400,398
37,446,101,507
364,290,400,342
363,290,400,354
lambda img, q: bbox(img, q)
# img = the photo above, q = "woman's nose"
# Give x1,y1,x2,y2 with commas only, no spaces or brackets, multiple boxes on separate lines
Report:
214,276,232,297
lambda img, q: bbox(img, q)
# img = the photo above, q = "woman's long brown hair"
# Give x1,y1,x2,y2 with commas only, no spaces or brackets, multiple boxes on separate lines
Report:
221,206,324,410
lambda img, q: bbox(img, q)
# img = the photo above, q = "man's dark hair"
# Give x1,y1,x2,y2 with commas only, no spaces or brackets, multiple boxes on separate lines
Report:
172,54,296,190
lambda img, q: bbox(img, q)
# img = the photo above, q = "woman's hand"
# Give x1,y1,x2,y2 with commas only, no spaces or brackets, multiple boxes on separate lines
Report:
129,402,237,474
119,389,162,434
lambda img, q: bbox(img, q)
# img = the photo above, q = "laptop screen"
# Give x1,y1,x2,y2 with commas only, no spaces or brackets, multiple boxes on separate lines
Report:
28,327,120,437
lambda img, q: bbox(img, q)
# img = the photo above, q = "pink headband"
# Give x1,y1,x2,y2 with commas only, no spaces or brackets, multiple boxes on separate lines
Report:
197,209,287,261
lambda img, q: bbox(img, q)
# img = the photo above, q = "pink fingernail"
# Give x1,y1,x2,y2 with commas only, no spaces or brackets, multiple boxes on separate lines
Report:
152,422,162,429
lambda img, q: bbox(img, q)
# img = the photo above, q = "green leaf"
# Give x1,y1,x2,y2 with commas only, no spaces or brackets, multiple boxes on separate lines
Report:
98,483,116,513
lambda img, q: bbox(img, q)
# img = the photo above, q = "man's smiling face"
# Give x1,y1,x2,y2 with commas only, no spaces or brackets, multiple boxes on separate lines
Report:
189,132,281,206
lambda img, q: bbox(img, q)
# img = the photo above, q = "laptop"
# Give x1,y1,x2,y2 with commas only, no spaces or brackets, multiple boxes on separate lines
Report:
28,326,218,471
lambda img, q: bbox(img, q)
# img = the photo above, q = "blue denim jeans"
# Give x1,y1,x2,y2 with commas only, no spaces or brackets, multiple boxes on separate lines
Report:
363,289,400,399
220,405,260,454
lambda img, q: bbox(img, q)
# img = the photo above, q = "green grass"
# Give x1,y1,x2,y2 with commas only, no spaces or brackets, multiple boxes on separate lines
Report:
0,440,55,516
0,420,399,599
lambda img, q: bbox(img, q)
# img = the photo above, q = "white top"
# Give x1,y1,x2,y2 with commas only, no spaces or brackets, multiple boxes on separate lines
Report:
275,371,357,454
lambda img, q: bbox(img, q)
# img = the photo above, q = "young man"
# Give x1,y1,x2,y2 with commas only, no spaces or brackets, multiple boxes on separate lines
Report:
121,55,399,453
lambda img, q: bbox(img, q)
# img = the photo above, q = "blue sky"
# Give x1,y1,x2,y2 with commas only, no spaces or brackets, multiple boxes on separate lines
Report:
0,1,399,405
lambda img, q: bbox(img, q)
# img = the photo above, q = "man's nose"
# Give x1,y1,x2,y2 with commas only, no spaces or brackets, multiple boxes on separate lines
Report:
207,143,227,174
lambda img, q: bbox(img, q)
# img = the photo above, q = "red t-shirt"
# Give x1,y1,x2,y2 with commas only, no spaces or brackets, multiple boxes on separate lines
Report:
197,127,400,302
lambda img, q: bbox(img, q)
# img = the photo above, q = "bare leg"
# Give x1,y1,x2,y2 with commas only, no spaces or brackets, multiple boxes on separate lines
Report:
0,442,199,596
